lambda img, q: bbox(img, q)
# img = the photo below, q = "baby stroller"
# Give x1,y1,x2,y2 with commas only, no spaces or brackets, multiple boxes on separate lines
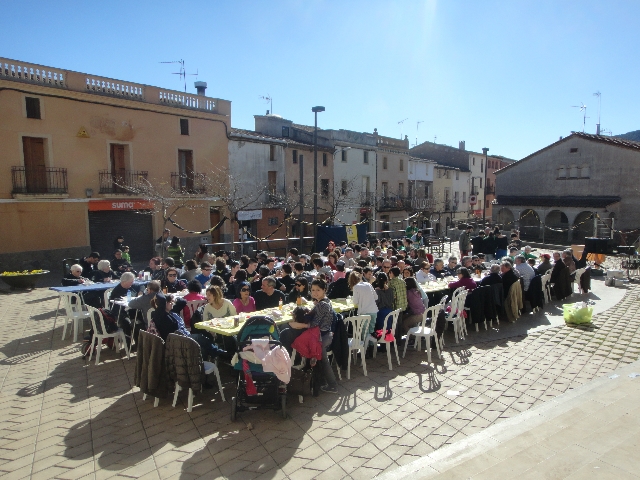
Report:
230,316,288,421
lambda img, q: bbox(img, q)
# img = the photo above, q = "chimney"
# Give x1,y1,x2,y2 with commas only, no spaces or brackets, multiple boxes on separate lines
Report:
596,123,601,135
194,81,207,96
459,141,465,151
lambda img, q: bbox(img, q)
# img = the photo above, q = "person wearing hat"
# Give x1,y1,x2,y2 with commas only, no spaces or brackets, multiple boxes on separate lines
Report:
536,254,553,275
459,225,473,256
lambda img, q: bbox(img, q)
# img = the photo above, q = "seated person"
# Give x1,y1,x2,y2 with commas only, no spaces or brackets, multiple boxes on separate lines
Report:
232,281,256,314
214,258,229,278
144,257,164,280
287,276,311,304
203,285,237,319
79,252,100,278
415,261,435,283
277,263,296,292
253,276,286,310
194,262,214,286
443,256,460,276
62,264,90,286
522,246,537,260
508,247,520,261
92,260,117,283
162,268,188,293
429,259,447,279
121,245,131,263
149,294,224,360
448,267,478,292
536,254,553,275
127,280,161,328
279,306,313,353
514,255,536,292
181,260,199,282
471,255,487,271
562,249,576,274
111,249,133,275
479,264,503,286
109,272,141,336
181,280,206,327
401,277,426,339
501,261,520,293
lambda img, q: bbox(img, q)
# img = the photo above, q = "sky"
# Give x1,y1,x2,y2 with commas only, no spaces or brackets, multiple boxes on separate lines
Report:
3,0,639,160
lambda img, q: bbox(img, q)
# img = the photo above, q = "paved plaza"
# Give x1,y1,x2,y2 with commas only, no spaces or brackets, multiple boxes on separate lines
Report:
0,279,639,479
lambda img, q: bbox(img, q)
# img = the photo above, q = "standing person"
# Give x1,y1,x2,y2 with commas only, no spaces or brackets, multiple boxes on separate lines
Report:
121,246,132,264
495,229,509,259
406,221,419,237
470,231,485,256
155,229,171,257
351,271,378,337
167,236,185,268
482,231,497,261
458,225,473,257
113,235,126,251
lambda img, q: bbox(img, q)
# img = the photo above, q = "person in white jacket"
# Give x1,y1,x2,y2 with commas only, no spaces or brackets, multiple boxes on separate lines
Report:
349,271,378,337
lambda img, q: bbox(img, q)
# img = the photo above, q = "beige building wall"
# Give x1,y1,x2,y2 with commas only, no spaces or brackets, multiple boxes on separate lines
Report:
0,57,231,271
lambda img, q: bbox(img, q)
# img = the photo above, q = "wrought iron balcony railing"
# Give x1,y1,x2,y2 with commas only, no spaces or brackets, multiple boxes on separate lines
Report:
170,172,207,194
99,170,148,194
11,166,68,194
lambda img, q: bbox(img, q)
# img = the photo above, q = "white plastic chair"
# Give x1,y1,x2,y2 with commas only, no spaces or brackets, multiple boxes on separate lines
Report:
443,288,468,345
345,315,371,379
403,304,443,363
86,306,130,365
573,268,586,294
103,288,114,308
185,299,208,327
60,292,91,342
541,271,552,304
368,309,401,370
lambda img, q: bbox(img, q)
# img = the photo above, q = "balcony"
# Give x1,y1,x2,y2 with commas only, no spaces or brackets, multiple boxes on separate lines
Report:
11,166,68,195
485,185,495,195
360,192,376,206
170,172,207,194
378,196,408,211
99,170,148,194
409,196,436,211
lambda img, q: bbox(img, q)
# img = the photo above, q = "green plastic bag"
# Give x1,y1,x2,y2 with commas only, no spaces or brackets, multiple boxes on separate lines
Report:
563,303,593,325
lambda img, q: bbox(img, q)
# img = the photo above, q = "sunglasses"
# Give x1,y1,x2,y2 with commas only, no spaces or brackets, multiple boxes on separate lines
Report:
241,288,250,292
295,283,303,287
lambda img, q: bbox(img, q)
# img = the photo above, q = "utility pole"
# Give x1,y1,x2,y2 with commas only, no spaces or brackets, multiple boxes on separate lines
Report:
312,106,325,252
482,147,489,224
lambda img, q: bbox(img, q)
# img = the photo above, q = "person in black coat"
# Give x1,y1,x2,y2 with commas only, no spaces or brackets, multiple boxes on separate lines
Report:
549,252,566,284
79,252,100,279
471,232,485,255
500,261,519,294
327,277,351,299
479,265,503,286
482,233,497,260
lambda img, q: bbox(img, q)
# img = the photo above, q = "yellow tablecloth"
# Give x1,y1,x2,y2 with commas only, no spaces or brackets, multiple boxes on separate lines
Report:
193,301,353,336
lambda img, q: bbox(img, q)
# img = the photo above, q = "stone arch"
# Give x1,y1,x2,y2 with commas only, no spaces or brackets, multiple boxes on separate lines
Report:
496,208,514,228
545,210,569,244
519,209,541,241
573,211,594,244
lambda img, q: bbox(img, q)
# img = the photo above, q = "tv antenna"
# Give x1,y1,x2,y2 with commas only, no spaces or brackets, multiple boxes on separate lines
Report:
398,118,408,139
416,120,424,146
260,95,273,114
571,102,587,132
593,91,602,134
160,59,198,93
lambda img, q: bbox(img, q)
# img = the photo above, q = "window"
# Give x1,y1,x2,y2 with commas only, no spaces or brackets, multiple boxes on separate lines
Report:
570,147,578,153
408,182,413,198
480,178,483,188
25,97,41,119
269,145,276,161
398,183,404,196
321,179,329,198
341,180,348,195
437,169,442,178
454,191,459,203
383,157,388,169
569,165,578,178
267,171,277,194
299,154,303,165
341,150,347,162
293,180,298,192
400,159,404,171
481,160,484,173
456,171,459,180
558,166,566,178
177,149,194,191
364,151,369,164
463,192,466,203
446,170,450,179
581,165,590,178
282,126,290,137
292,150,298,164
472,157,476,166
179,118,189,135
382,182,388,197
268,217,279,226
322,153,327,166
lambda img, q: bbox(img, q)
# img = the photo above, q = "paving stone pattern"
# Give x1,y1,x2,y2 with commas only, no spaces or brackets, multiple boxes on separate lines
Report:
0,283,638,480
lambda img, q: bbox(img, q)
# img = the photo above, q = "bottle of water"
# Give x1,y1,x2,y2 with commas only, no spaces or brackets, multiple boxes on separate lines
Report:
127,290,132,302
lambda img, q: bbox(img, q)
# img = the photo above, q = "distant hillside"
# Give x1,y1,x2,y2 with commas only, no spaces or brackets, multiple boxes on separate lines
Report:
616,130,640,142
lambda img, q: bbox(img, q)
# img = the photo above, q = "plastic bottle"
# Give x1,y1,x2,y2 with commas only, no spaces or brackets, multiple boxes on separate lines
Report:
126,290,132,302
278,298,283,310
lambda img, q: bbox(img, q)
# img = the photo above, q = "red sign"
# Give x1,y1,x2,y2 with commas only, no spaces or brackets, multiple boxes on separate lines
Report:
88,200,154,211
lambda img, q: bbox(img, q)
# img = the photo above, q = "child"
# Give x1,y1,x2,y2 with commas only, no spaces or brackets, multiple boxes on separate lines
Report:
332,261,346,281
122,246,131,263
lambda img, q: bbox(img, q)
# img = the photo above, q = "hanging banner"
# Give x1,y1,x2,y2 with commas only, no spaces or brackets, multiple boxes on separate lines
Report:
345,225,358,244
237,210,262,221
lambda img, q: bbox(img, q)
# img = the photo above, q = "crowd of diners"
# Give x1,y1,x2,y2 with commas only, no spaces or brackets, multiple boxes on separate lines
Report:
60,225,584,395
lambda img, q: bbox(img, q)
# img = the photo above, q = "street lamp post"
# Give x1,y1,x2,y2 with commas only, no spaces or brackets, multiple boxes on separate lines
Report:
482,147,489,224
312,106,325,253
298,148,304,253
